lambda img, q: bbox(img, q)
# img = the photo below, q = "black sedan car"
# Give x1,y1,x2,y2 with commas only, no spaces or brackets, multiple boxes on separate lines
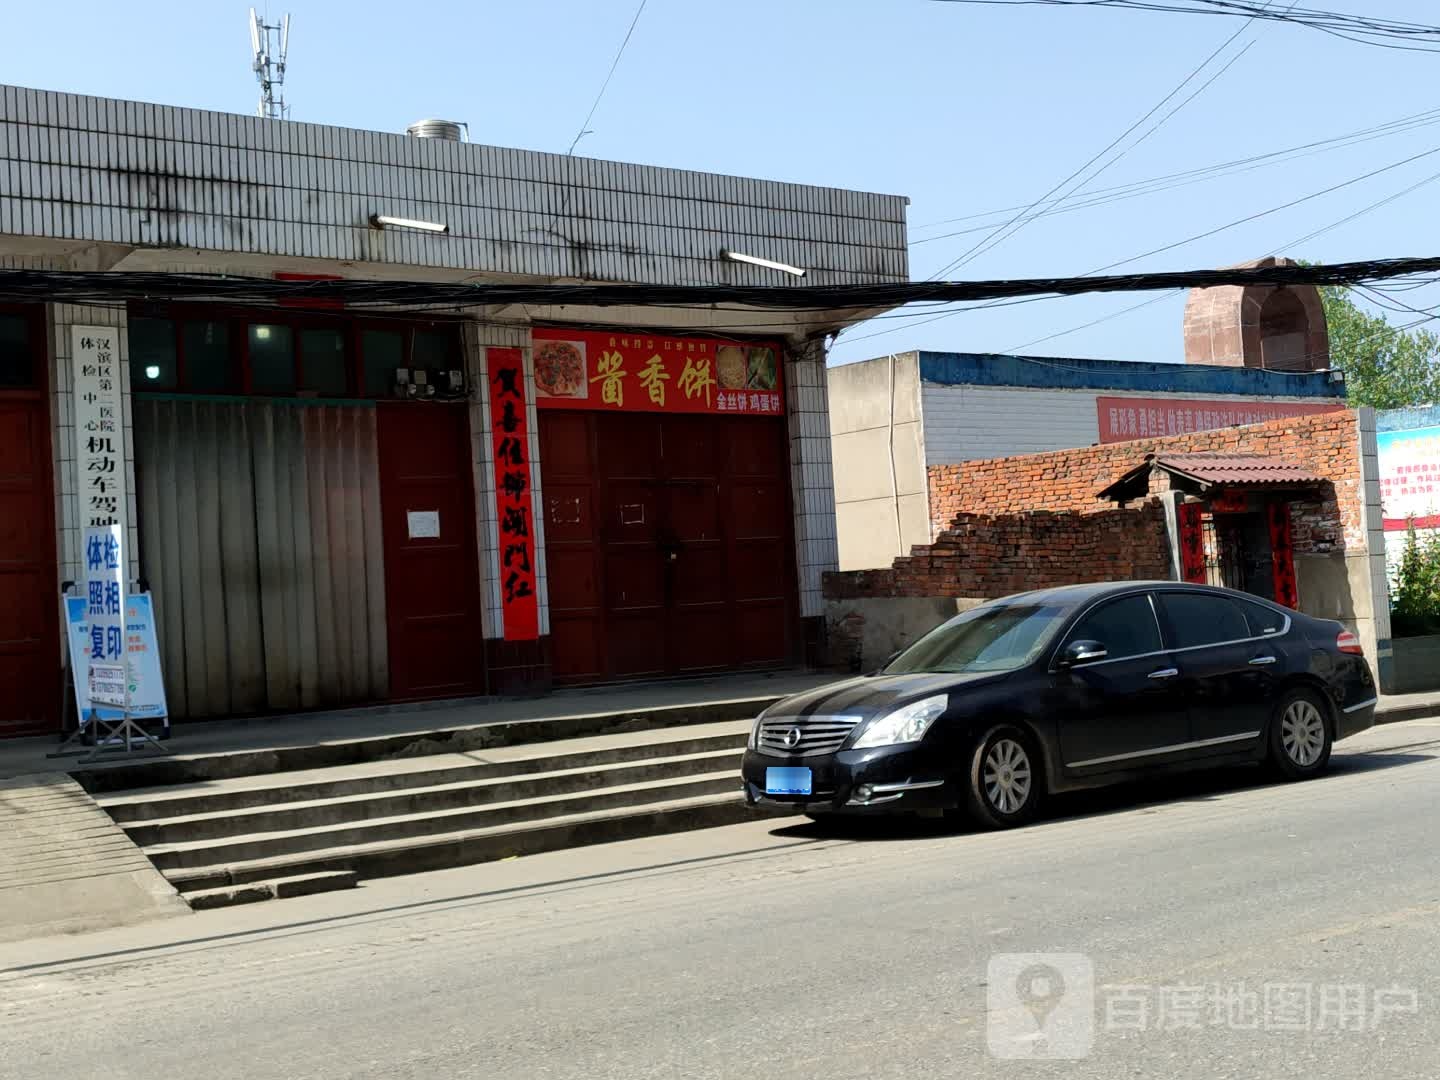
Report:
742,581,1376,828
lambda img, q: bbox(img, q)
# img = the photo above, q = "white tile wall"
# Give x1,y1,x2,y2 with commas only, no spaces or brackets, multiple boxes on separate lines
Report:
473,325,548,641
47,302,135,589
1356,408,1393,645
0,84,908,287
919,384,1346,468
787,340,840,619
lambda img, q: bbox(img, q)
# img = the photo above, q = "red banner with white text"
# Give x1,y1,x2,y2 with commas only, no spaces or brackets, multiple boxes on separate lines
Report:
531,327,783,417
1097,396,1342,444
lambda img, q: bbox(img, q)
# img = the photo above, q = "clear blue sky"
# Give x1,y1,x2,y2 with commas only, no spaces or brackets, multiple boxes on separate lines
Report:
8,1,1440,364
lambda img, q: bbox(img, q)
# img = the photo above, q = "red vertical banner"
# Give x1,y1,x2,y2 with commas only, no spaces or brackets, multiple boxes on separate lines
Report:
1177,502,1207,584
1268,501,1299,609
488,348,540,641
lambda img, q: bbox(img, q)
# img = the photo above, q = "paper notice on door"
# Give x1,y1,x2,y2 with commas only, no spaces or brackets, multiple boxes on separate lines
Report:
407,510,440,539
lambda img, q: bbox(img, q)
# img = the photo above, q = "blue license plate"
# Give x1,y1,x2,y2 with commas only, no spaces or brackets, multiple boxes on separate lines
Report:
765,767,813,796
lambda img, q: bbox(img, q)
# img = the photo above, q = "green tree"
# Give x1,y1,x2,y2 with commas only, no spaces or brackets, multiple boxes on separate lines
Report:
1318,284,1440,409
1391,518,1440,636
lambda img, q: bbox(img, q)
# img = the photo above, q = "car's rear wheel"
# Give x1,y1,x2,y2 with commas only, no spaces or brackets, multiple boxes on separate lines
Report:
965,724,1042,829
1269,688,1333,780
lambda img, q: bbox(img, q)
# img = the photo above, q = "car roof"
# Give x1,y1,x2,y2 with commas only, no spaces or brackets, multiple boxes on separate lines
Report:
992,580,1281,608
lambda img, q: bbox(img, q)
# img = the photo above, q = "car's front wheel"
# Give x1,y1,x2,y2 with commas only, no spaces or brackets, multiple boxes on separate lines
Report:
1269,688,1333,780
965,724,1042,829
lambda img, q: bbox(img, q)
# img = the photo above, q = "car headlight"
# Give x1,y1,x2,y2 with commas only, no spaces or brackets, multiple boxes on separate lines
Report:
851,694,948,749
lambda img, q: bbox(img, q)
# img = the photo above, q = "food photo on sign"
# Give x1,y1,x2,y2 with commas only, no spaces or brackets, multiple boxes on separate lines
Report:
534,338,588,401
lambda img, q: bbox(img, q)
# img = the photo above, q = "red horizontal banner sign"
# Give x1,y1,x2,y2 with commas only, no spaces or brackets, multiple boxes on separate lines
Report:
1096,396,1342,444
532,327,783,416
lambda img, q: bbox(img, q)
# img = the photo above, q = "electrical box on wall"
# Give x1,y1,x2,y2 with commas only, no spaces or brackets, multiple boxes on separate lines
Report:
393,367,467,401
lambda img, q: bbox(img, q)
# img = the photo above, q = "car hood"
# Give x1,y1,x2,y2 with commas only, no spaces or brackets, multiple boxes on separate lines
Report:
762,671,1008,721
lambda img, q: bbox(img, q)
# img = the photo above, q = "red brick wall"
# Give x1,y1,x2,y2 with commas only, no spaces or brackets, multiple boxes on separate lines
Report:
926,409,1361,554
824,504,1172,601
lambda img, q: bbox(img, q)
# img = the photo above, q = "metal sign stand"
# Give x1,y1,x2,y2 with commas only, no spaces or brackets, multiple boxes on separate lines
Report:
49,671,172,762
50,708,170,761
75,708,170,762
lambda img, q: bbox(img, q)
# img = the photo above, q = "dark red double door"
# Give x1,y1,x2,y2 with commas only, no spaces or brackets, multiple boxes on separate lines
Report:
541,411,793,684
0,310,58,736
376,403,486,700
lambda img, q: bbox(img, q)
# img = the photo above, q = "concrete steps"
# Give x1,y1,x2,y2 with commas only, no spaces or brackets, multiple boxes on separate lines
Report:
118,750,743,847
100,724,750,823
95,719,789,909
74,693,790,794
185,871,359,910
164,793,768,895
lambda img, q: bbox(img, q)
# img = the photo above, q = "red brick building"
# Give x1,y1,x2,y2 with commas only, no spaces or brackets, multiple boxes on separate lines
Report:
825,409,1393,685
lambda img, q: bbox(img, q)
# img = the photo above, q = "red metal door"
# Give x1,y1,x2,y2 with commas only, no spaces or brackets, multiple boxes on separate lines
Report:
662,414,730,674
0,310,59,736
539,411,606,683
540,411,793,684
376,403,485,699
599,412,667,678
723,418,792,667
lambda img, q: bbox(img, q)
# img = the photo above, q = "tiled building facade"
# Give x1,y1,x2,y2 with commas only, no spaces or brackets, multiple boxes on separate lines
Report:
0,83,909,734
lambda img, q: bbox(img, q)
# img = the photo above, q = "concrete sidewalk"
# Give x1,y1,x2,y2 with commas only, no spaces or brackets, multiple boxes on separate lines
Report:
2,675,1433,787
1369,689,1440,724
0,773,188,943
0,670,841,783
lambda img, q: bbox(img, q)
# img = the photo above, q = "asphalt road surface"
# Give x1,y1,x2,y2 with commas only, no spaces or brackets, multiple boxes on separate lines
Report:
4,719,1440,1079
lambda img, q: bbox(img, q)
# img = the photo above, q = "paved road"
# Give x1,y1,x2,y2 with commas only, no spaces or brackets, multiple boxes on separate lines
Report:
4,719,1440,1079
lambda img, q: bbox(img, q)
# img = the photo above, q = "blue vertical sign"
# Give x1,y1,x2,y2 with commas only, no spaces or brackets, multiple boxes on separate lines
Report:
84,524,127,709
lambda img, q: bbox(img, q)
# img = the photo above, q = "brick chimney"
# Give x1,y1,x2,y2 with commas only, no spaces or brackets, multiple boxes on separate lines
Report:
1183,256,1330,371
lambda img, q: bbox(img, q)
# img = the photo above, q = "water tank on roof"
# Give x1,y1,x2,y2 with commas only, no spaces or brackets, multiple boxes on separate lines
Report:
406,119,465,141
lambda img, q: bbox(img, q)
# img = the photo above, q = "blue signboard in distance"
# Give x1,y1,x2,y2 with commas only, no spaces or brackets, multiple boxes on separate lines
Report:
65,593,169,732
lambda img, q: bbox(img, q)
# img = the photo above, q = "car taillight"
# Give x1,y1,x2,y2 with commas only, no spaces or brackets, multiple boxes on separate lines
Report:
1337,630,1364,656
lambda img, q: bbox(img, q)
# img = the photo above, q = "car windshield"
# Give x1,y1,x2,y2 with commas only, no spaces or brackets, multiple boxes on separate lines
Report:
883,601,1071,675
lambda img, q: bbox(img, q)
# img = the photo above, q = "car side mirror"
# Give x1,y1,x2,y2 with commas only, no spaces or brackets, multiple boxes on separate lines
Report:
1060,640,1108,667
870,650,902,676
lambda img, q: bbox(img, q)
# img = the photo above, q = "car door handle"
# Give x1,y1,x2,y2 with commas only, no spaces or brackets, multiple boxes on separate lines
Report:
1248,656,1278,666
1148,668,1180,680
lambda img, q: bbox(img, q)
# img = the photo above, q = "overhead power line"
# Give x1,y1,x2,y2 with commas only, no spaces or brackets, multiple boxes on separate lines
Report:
925,8,1261,280
566,0,649,156
1002,158,1440,352
911,106,1440,242
852,141,1440,347
8,257,1440,312
925,1,1440,53
1004,291,1182,352
1086,143,1440,275
850,139,1440,348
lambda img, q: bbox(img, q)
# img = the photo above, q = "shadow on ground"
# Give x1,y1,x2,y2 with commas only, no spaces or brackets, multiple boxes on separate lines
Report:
767,741,1439,843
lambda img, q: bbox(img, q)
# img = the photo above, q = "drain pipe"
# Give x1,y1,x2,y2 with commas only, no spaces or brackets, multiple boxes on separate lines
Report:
1160,490,1185,581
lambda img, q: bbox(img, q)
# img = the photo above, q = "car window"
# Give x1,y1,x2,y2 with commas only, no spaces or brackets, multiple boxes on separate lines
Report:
1157,592,1251,649
1066,594,1162,660
1235,596,1286,637
885,601,1071,675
